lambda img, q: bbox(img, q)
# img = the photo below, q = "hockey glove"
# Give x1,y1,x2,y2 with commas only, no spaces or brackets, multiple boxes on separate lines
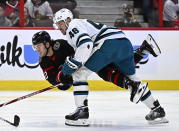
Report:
57,84,71,91
62,56,82,75
56,70,73,85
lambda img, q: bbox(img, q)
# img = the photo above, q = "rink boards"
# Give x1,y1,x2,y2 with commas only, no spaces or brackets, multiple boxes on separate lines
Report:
0,80,179,91
0,29,179,90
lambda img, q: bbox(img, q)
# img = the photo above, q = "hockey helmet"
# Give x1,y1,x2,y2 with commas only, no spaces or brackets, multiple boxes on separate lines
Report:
32,31,51,46
53,8,73,29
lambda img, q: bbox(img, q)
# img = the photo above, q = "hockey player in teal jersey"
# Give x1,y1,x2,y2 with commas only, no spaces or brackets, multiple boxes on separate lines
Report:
52,8,169,126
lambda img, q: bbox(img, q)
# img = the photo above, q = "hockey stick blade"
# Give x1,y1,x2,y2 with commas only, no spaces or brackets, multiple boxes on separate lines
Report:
14,115,20,127
0,115,20,127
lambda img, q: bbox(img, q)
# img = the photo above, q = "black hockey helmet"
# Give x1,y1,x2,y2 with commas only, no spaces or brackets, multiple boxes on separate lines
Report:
32,31,51,46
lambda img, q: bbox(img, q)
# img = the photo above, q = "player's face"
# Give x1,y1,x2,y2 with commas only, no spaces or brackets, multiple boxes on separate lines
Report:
55,21,68,35
33,43,47,57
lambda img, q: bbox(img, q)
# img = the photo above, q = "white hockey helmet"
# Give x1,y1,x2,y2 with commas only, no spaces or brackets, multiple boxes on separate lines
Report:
53,8,73,24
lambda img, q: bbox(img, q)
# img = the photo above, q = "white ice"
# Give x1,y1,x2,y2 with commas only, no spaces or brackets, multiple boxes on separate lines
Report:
0,90,179,131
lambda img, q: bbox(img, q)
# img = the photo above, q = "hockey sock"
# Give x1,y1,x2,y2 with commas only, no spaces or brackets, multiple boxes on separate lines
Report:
140,91,156,109
73,81,89,107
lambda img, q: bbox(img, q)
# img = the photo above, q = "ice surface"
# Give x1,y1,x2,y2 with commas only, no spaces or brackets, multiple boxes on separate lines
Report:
0,91,178,131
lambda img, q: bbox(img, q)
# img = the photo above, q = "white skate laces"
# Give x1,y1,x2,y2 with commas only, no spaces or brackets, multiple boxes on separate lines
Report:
65,107,89,126
145,100,169,124
146,106,169,124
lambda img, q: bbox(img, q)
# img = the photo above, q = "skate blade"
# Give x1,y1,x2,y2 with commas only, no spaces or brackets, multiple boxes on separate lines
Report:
148,34,161,57
147,117,169,125
65,119,89,126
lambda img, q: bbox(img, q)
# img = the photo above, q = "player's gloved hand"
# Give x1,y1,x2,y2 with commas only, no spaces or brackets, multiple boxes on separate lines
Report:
62,56,82,75
56,70,73,85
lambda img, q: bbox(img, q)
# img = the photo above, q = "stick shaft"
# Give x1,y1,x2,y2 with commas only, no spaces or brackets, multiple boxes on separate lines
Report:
0,117,14,126
0,83,61,108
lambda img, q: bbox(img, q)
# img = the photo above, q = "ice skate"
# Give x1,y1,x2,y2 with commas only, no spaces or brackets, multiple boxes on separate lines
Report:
126,80,149,104
145,100,169,124
136,34,161,57
65,107,89,126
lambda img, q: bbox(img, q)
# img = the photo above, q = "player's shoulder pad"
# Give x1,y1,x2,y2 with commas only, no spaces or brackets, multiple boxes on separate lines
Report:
68,19,82,29
69,19,80,25
53,41,61,51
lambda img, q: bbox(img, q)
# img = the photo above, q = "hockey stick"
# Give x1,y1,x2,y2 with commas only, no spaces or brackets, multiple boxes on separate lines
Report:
0,83,62,108
0,115,20,127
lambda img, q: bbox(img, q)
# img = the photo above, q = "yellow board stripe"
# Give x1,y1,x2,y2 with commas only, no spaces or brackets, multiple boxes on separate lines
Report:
0,80,179,91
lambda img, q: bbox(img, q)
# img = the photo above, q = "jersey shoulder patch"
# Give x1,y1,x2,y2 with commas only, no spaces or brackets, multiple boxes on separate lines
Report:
53,41,61,51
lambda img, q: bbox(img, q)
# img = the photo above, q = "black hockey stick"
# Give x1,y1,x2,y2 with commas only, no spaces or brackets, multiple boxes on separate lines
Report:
0,115,20,127
0,83,62,127
0,83,62,108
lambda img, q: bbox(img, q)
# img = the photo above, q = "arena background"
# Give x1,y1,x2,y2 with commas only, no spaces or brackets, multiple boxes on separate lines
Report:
0,28,178,91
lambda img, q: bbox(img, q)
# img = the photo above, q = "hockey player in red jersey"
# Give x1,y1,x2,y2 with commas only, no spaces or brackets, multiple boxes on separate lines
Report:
32,30,168,126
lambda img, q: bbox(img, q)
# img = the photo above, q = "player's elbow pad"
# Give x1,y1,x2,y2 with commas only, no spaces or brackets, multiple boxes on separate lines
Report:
74,42,93,64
